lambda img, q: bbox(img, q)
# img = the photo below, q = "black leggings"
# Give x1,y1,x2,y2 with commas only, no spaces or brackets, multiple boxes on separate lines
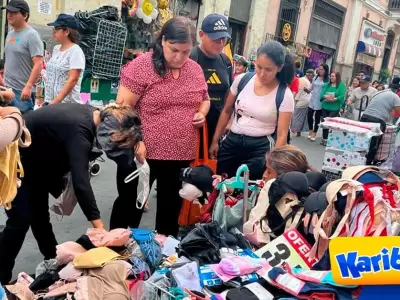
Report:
0,168,58,284
110,159,190,237
307,108,322,133
217,132,273,180
321,109,340,140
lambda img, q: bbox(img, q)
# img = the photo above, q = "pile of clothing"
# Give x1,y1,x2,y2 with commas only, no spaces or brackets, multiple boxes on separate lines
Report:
4,165,399,299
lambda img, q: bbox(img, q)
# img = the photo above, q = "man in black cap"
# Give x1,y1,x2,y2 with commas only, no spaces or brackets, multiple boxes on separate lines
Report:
347,75,377,121
2,0,43,114
190,14,233,148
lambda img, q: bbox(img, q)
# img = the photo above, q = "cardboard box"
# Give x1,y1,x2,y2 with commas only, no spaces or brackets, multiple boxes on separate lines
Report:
327,129,371,152
322,148,367,171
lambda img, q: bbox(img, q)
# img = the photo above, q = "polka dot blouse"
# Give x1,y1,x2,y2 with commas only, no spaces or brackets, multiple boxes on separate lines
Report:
120,52,209,160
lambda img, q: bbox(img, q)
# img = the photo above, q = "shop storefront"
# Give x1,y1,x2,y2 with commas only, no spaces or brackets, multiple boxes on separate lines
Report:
228,0,252,55
305,0,345,71
265,33,312,64
354,20,385,76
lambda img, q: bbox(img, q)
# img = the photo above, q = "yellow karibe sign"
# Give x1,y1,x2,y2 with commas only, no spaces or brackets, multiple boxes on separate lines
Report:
330,237,400,285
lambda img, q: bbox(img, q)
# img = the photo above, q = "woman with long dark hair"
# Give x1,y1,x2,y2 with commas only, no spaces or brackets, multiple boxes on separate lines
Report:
209,41,295,180
45,14,85,104
320,71,346,145
116,17,210,236
307,64,329,141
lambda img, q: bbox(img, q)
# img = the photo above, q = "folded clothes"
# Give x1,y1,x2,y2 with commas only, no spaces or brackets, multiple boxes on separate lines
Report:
219,256,267,277
290,267,357,288
86,228,131,247
73,247,121,269
267,267,353,300
56,242,86,265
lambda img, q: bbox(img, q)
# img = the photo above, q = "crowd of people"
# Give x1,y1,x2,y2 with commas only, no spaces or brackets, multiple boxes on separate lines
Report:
1,0,400,291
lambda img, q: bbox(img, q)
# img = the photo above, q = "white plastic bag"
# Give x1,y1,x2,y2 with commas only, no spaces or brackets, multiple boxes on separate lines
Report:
124,158,150,209
50,173,77,216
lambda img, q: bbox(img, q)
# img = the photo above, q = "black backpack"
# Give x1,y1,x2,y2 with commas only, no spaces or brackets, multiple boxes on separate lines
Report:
236,72,291,144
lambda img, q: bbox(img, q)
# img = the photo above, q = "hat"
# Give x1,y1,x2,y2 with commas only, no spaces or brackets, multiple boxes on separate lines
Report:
306,69,314,74
2,0,29,13
201,13,231,40
47,14,81,30
179,165,214,194
360,75,371,83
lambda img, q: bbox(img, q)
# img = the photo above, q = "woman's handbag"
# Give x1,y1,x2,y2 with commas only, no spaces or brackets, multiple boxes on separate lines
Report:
191,123,217,173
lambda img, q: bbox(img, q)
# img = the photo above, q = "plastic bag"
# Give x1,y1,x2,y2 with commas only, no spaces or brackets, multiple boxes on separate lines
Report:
50,173,77,216
35,259,58,278
124,158,150,209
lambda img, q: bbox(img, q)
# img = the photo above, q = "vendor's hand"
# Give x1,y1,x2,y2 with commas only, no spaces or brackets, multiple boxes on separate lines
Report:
21,85,32,101
209,141,218,159
91,219,104,229
192,112,205,128
135,141,147,164
0,106,21,117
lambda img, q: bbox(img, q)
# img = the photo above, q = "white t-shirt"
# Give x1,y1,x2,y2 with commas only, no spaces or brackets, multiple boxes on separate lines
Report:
230,73,294,137
45,44,85,104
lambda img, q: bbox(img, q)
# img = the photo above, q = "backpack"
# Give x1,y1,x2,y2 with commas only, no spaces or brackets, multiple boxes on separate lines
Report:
236,72,291,144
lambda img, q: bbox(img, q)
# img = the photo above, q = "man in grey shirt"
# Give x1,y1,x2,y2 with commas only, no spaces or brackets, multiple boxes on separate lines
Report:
3,0,43,114
347,75,377,121
361,77,400,164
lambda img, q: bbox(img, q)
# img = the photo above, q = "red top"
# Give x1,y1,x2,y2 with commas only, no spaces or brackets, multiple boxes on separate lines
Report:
290,76,299,93
120,52,209,160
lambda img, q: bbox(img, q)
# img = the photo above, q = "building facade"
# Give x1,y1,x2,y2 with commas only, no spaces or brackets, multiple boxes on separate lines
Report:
195,0,400,84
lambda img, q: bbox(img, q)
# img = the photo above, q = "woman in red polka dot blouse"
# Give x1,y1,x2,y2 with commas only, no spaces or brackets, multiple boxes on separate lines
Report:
115,17,210,237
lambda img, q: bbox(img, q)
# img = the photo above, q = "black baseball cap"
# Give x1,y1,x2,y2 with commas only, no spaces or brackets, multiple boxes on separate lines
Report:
47,14,80,30
360,75,372,83
2,0,29,13
201,13,231,40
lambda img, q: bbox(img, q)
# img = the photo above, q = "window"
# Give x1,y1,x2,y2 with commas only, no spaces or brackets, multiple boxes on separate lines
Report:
275,0,301,44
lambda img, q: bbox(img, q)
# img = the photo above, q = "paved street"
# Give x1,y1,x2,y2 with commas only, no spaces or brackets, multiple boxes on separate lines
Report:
0,134,326,279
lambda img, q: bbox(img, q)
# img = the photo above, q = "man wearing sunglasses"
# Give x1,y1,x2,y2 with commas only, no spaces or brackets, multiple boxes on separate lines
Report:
190,14,233,148
2,0,43,114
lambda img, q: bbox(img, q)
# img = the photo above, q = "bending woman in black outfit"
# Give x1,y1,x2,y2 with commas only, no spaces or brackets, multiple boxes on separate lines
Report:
0,103,142,284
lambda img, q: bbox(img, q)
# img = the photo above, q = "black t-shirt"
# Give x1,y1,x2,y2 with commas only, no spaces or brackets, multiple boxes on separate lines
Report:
191,46,233,112
21,103,100,221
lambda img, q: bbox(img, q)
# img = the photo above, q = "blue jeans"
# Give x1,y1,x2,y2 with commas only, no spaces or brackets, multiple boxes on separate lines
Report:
9,89,34,114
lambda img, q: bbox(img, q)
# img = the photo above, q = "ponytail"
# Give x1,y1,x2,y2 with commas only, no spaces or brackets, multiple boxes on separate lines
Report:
276,52,295,86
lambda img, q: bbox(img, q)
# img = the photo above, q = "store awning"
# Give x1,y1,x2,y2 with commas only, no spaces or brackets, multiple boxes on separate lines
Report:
356,41,382,57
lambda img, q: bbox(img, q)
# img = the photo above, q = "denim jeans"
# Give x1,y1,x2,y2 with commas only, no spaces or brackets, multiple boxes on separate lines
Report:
9,89,34,114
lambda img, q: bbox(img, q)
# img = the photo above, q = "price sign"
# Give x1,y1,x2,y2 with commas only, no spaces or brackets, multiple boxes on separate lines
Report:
255,229,317,270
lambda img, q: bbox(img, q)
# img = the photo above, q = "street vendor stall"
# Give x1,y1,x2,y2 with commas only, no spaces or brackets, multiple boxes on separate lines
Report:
76,1,174,107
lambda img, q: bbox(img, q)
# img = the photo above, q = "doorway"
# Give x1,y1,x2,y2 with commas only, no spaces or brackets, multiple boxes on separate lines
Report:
229,20,246,56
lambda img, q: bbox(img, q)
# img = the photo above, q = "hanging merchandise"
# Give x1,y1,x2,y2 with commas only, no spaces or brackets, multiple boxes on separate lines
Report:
128,0,139,17
92,19,128,79
75,6,122,76
137,0,159,24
